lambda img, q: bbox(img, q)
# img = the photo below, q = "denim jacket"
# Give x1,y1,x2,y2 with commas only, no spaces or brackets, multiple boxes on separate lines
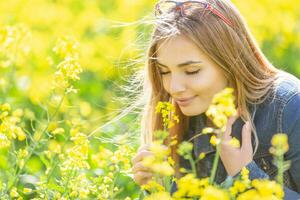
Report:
172,71,300,199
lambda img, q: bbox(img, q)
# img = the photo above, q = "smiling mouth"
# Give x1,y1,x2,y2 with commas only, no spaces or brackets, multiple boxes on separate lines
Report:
175,96,197,107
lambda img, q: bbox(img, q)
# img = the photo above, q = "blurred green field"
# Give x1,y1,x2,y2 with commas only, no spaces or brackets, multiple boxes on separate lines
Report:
0,0,299,199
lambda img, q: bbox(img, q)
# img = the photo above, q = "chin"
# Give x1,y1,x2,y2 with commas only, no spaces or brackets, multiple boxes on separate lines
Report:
179,107,204,116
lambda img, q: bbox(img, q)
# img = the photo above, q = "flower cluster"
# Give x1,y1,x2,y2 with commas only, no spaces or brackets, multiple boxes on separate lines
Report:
155,101,179,129
206,88,237,129
269,133,289,156
59,127,90,175
52,36,83,94
269,133,290,187
140,88,287,200
142,141,174,177
0,103,26,149
91,144,134,199
0,24,31,68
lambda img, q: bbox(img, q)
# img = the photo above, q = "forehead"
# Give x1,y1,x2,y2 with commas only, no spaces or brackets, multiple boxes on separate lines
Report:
155,34,208,65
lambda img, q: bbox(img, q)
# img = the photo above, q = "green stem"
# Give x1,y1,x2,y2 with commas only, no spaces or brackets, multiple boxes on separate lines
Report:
163,175,172,193
277,154,284,187
209,144,220,184
62,167,75,197
8,92,66,190
188,155,197,177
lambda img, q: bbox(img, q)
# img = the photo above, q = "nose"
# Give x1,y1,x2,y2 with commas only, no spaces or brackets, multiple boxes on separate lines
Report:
169,74,186,94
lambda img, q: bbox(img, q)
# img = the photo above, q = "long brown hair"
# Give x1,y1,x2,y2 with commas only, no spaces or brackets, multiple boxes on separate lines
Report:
140,0,280,177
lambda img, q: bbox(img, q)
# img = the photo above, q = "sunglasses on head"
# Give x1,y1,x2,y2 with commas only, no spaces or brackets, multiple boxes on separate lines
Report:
155,1,234,27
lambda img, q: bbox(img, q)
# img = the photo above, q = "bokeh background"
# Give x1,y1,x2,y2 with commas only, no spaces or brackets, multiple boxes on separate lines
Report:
0,0,299,199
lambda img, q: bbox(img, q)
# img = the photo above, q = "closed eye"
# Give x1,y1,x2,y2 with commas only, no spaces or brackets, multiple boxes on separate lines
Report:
185,69,200,75
159,69,201,75
160,71,170,75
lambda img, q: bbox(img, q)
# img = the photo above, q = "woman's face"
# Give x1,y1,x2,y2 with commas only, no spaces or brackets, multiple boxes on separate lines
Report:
156,34,228,116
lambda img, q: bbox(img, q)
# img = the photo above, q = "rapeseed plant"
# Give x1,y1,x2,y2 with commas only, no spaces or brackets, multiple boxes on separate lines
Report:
140,88,288,200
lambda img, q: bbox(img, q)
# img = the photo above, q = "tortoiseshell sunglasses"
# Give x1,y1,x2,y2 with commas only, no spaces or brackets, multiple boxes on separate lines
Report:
155,1,234,27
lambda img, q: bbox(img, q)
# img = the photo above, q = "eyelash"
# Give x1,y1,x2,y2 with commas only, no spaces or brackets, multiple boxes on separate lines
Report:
159,69,200,75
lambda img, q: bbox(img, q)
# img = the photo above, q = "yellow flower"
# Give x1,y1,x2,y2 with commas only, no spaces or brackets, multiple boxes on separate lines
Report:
153,161,174,176
230,180,248,196
173,174,204,198
0,24,31,66
48,140,62,154
210,135,220,146
241,167,250,182
15,127,26,141
10,187,19,198
51,128,65,135
52,36,83,94
270,133,289,156
236,189,260,200
199,152,206,160
141,142,174,176
271,133,288,148
206,88,237,129
141,180,165,193
203,127,214,134
12,109,23,118
179,168,188,173
23,187,32,194
155,101,179,129
142,156,174,176
0,133,11,148
47,121,58,132
53,36,79,59
18,149,28,158
33,131,42,142
144,191,173,200
251,179,284,199
168,156,175,166
201,185,230,200
170,138,178,146
149,141,170,159
79,101,92,117
229,137,240,148
0,103,11,111
56,57,82,81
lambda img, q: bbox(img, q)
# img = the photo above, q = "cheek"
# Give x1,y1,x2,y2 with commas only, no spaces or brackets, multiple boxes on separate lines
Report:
188,74,211,91
189,70,227,94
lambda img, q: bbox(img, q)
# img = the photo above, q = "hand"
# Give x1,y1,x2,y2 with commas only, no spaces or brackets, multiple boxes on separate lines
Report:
219,116,253,176
131,145,153,186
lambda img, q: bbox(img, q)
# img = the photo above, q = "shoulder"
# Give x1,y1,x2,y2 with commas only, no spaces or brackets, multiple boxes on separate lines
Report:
274,71,300,133
273,70,300,103
254,70,300,134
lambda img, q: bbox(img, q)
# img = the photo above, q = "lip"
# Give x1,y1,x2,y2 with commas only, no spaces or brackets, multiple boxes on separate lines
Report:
175,96,197,107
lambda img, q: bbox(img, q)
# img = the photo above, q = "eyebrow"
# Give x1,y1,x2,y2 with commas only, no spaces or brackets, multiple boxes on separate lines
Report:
156,60,202,68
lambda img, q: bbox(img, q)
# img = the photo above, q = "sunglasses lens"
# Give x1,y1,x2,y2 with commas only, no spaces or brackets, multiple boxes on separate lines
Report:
156,2,178,15
156,2,207,16
182,2,206,16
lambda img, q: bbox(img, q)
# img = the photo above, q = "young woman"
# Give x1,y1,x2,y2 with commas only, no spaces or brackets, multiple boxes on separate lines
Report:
131,0,300,198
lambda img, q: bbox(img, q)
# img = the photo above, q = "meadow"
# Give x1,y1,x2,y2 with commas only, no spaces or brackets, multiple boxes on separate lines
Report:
0,0,299,199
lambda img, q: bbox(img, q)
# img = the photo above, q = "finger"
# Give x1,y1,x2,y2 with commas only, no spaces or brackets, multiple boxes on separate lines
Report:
133,171,153,185
132,162,150,173
131,150,153,164
138,144,150,152
241,121,253,153
140,177,152,186
222,115,238,140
